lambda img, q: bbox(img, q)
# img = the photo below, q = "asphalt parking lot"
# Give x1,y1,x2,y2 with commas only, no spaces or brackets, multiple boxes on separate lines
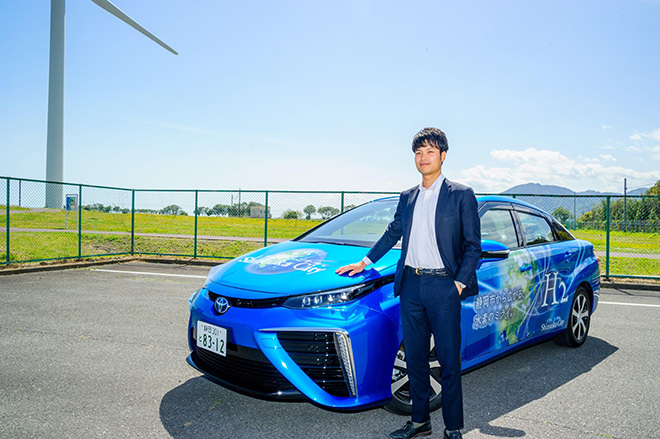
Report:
1,262,659,439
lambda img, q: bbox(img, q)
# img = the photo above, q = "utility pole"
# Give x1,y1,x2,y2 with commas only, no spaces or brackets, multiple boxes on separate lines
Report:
623,178,627,232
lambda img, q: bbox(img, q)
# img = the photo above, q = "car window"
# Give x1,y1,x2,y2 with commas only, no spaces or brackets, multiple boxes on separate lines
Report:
517,211,555,246
296,199,400,247
480,208,519,249
551,219,575,241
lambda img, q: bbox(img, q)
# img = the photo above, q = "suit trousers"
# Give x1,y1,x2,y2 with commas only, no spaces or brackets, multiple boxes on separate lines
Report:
399,270,464,430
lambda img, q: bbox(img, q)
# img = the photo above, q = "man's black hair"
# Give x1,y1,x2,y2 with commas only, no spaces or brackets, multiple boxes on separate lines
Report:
411,127,449,152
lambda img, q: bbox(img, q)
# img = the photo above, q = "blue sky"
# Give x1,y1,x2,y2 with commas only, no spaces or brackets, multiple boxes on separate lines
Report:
1,0,659,194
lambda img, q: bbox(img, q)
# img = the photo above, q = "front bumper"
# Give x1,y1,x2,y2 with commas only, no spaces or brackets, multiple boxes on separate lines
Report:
187,287,400,410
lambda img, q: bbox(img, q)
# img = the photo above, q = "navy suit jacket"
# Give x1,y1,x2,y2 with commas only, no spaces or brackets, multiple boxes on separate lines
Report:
366,178,482,300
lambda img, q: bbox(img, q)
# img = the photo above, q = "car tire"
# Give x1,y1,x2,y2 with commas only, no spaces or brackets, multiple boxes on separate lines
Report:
555,286,591,347
384,337,443,415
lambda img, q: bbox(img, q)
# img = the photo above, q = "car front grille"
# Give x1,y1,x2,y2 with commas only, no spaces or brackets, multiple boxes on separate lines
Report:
207,290,287,308
277,331,351,397
192,342,297,397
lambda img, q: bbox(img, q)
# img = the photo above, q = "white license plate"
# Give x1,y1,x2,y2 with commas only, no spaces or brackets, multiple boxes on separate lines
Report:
196,321,227,357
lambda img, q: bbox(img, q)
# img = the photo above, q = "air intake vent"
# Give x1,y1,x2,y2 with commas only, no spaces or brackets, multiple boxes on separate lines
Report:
193,343,296,396
277,331,352,397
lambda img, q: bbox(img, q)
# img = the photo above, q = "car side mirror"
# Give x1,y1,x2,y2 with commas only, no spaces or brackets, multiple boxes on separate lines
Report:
481,239,509,260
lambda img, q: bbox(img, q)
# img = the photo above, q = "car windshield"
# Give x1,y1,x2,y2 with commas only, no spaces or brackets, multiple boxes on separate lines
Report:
296,198,401,248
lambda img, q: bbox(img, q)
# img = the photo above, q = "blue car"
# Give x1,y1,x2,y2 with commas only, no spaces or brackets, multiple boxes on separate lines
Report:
186,195,600,414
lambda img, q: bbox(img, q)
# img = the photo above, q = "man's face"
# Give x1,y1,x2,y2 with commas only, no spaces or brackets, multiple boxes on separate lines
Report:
414,144,446,177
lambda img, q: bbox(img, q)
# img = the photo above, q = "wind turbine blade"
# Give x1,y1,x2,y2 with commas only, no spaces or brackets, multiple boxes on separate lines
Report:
90,0,178,55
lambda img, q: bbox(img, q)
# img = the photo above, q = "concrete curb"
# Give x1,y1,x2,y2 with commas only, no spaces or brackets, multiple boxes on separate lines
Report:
0,257,141,276
600,280,660,292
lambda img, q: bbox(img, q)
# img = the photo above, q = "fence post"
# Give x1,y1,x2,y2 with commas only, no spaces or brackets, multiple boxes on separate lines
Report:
341,192,345,213
77,184,82,258
264,191,269,247
131,190,136,255
5,178,9,264
194,190,199,258
605,196,611,279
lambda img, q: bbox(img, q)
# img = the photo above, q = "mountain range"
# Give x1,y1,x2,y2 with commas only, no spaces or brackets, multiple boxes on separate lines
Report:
490,183,650,218
500,182,648,197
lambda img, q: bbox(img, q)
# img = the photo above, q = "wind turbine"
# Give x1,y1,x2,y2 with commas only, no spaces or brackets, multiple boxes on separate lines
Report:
45,0,177,208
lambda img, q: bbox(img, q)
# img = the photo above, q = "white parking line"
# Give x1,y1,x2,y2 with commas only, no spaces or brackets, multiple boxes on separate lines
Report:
599,301,660,308
90,269,206,279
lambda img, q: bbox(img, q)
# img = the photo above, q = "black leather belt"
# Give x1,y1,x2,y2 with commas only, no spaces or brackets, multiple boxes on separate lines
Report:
406,266,449,277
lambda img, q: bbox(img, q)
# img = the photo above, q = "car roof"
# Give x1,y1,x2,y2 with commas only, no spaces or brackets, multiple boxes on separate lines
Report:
477,195,549,214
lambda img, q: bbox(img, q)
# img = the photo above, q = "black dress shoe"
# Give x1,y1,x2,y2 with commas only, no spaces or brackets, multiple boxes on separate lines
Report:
388,421,432,439
444,429,463,439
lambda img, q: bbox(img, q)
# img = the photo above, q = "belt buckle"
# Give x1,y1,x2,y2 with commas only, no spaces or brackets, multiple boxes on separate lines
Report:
415,267,422,275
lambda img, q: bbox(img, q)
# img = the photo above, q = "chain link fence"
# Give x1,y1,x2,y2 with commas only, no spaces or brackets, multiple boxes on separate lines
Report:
2,177,659,280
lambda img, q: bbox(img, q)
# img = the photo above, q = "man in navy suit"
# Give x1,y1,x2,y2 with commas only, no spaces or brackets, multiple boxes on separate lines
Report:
336,127,481,439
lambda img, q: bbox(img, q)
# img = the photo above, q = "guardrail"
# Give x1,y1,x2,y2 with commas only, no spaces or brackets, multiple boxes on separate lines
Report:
2,176,659,280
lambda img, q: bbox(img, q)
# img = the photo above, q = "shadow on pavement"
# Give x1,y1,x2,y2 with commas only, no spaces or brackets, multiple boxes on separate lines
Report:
462,336,618,437
159,337,617,438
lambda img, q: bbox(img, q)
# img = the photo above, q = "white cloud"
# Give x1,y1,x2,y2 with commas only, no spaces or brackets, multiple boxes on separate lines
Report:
602,125,612,130
458,147,660,193
631,128,660,142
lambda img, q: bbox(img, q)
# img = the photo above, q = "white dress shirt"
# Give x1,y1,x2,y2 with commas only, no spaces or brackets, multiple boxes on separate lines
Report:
362,175,446,269
404,175,445,269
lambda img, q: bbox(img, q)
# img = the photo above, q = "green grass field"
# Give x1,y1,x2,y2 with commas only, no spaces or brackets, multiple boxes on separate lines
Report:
0,208,320,264
2,208,659,278
0,231,263,263
1,208,322,238
572,229,660,254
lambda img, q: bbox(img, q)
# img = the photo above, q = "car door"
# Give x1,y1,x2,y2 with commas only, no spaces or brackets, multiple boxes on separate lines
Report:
515,209,577,339
463,203,535,363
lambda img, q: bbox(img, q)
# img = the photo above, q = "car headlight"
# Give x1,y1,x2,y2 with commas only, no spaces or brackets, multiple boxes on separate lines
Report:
283,276,393,309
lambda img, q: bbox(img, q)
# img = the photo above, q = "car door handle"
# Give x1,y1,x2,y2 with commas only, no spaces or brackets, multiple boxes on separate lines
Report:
520,264,532,273
564,251,575,260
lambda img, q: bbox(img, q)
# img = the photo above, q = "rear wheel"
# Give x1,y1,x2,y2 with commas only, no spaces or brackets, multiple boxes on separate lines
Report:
555,286,591,347
385,337,443,415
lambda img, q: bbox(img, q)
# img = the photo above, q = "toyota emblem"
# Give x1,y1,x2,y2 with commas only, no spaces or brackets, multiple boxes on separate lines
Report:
214,296,231,315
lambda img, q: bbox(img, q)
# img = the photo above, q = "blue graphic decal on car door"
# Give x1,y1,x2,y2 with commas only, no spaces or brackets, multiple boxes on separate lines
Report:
464,206,535,361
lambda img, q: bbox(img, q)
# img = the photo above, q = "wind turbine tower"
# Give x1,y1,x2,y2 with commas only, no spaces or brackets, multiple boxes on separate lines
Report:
45,0,177,208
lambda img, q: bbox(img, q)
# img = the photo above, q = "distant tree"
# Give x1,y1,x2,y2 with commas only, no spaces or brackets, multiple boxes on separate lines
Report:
82,203,124,213
318,206,340,219
303,205,316,219
645,180,660,196
159,204,187,216
195,206,209,216
552,206,573,224
344,204,356,212
227,202,261,217
282,210,302,219
208,204,229,216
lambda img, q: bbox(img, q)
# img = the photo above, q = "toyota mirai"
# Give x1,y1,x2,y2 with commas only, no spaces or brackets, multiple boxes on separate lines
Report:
186,195,600,414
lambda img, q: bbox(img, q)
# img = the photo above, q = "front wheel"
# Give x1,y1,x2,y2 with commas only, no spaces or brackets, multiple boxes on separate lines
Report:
384,337,443,415
555,286,591,347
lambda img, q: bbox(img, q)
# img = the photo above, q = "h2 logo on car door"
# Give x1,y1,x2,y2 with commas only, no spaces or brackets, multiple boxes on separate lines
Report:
515,210,573,338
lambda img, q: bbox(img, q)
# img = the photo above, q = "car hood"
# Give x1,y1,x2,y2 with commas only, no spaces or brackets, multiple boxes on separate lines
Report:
205,241,399,297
